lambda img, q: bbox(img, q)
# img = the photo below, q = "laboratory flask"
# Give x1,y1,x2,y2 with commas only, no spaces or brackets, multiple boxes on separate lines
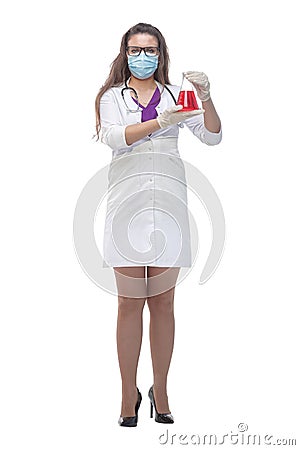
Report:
176,72,200,111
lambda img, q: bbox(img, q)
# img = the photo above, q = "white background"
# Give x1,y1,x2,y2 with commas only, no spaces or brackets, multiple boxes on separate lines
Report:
1,0,299,448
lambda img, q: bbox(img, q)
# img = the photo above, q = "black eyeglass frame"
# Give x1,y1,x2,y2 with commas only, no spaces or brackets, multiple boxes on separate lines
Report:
126,46,160,57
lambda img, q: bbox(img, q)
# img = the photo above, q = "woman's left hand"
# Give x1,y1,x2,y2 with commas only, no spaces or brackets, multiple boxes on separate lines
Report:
184,71,211,102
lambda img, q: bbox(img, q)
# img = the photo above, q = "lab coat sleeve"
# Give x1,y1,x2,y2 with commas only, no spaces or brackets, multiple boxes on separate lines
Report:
99,89,131,151
183,113,222,146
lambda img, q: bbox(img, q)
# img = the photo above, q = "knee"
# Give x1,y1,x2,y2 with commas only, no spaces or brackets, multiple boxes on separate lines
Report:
118,296,146,315
147,290,174,315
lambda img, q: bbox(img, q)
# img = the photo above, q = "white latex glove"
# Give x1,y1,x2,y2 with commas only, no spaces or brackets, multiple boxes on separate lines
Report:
156,104,205,129
184,71,211,102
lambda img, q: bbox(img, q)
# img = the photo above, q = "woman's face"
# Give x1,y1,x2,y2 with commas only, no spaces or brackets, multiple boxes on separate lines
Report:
126,33,160,80
127,33,159,49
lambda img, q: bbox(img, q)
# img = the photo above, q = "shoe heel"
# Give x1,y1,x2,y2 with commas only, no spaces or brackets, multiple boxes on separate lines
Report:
148,385,174,424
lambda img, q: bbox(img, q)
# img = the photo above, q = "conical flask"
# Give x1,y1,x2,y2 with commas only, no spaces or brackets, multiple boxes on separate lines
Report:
176,72,199,111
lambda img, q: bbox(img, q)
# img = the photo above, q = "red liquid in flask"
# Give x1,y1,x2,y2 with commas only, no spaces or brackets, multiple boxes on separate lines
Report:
177,90,199,111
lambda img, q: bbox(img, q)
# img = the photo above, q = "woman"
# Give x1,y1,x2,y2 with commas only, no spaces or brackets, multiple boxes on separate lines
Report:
94,23,222,427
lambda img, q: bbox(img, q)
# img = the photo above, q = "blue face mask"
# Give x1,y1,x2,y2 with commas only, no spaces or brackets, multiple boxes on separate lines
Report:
127,53,158,80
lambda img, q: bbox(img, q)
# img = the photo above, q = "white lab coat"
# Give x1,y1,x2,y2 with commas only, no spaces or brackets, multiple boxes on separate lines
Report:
100,80,222,268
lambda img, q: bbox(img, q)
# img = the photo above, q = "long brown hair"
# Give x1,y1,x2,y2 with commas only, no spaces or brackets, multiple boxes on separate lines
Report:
93,23,171,141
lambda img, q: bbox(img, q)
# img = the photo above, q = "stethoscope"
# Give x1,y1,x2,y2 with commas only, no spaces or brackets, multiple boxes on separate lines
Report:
121,79,178,113
121,79,184,128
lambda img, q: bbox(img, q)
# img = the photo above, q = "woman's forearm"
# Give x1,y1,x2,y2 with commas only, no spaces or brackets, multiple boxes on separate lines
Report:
201,97,221,133
125,119,161,146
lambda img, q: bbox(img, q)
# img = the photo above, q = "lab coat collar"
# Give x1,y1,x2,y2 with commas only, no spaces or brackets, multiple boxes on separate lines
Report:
123,78,174,103
120,78,177,119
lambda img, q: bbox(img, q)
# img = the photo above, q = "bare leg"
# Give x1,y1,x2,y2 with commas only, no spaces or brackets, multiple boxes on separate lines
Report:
146,266,180,414
114,266,147,417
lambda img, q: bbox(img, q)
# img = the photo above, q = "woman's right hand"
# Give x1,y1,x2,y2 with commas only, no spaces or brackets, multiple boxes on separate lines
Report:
156,105,205,129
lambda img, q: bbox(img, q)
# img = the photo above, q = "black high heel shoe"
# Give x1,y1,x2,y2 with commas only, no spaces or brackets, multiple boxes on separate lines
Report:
118,387,142,427
148,386,174,424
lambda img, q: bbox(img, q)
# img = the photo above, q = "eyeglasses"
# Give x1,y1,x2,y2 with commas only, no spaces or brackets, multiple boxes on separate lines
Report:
126,46,160,57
